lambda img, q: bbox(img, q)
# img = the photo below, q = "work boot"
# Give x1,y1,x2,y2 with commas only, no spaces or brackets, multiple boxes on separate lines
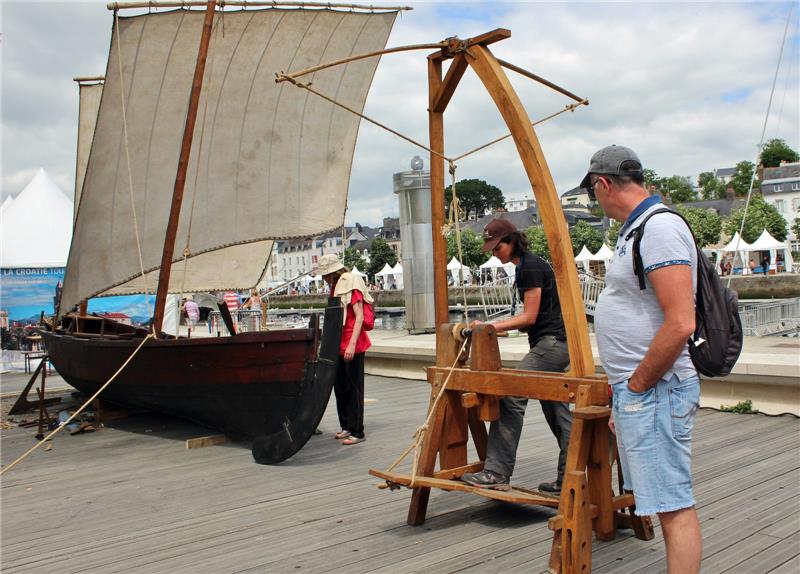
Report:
538,480,562,495
461,469,510,491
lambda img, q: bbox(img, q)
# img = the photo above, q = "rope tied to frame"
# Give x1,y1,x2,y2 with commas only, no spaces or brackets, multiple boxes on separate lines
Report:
445,161,470,323
383,333,471,487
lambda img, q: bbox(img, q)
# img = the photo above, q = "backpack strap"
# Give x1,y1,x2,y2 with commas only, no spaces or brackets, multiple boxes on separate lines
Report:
628,207,698,290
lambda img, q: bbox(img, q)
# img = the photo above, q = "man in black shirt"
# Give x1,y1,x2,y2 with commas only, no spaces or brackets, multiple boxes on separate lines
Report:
461,219,572,493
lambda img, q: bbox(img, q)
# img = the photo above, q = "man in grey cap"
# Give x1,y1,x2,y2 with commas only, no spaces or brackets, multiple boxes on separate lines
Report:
583,145,702,574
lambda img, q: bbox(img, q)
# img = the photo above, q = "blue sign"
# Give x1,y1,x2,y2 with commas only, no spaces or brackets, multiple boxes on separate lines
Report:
1,267,64,321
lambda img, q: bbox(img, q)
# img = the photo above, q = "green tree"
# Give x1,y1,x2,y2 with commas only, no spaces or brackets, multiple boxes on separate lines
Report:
674,205,722,247
661,175,697,203
525,226,551,261
760,138,799,168
643,168,660,191
445,179,505,220
698,171,722,201
606,219,623,247
367,237,397,277
723,194,788,242
569,220,604,255
343,247,367,272
446,228,489,268
730,160,756,197
792,217,800,240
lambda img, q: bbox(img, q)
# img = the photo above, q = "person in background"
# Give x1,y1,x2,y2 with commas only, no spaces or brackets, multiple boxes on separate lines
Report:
761,255,770,276
460,219,571,494
582,144,701,574
315,254,373,445
183,296,200,330
223,290,240,311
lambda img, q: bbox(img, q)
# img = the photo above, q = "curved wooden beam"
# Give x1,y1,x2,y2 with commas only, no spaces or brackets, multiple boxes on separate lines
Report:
464,44,594,377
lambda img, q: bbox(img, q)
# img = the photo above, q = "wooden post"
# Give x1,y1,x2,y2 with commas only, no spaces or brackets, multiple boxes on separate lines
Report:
463,43,594,377
427,56,448,329
152,0,217,335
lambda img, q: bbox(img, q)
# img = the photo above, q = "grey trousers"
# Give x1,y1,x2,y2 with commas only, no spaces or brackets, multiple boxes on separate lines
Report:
484,336,572,481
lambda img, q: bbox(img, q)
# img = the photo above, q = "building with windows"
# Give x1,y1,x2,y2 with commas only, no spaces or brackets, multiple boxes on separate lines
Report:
761,161,800,248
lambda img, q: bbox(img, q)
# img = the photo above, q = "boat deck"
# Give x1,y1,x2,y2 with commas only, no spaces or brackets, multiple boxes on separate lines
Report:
1,373,798,573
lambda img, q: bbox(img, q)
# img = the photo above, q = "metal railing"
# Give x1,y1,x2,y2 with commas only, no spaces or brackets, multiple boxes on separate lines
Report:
208,309,262,334
478,277,516,321
739,298,800,336
579,273,605,316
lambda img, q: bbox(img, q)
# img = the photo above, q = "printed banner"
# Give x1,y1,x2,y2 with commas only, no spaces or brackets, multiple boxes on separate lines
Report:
1,267,64,321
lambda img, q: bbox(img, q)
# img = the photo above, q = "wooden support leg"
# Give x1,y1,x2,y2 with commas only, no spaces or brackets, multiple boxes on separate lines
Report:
440,390,469,470
561,470,592,574
9,358,60,415
588,419,615,541
407,371,448,526
613,441,655,541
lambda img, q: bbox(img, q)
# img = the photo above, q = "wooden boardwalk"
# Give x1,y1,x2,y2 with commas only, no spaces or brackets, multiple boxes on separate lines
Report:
2,375,798,573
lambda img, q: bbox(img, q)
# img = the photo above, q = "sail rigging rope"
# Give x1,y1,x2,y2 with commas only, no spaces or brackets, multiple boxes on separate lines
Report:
0,334,155,477
383,333,471,487
115,10,154,327
447,161,470,323
727,2,795,288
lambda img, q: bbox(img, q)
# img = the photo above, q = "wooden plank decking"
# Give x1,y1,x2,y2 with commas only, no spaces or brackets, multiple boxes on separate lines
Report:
1,374,798,573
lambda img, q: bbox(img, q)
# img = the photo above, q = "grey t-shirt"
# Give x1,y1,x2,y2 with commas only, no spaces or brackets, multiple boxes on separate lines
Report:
595,203,698,385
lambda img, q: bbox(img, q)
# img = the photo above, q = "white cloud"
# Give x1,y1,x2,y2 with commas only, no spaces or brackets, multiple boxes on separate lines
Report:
2,0,798,227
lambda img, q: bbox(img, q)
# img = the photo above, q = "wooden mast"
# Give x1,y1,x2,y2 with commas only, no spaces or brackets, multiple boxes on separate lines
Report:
152,0,217,335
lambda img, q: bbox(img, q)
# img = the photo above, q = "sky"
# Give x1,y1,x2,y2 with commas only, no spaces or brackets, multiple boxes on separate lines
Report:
2,0,799,228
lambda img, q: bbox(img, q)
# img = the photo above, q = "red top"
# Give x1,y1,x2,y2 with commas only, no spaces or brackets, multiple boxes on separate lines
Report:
340,289,371,355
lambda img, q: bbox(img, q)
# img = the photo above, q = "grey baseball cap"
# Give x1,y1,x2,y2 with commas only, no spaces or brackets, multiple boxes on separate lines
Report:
579,145,643,189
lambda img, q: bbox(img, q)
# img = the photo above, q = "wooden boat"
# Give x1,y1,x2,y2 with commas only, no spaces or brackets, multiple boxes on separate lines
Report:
40,0,404,464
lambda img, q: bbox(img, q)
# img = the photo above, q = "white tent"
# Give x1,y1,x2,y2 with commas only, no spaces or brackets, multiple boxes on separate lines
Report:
745,229,794,273
375,262,396,289
574,245,592,273
592,244,614,261
719,232,752,273
0,196,13,214
392,262,404,289
1,168,74,268
480,256,515,282
351,266,367,278
447,257,473,286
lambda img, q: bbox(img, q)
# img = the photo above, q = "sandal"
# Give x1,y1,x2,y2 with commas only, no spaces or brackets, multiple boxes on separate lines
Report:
341,436,365,445
334,429,351,440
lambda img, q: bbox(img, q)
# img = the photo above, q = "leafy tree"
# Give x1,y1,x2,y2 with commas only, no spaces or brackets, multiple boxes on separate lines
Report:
446,228,489,268
606,219,623,247
723,194,788,242
760,138,799,168
674,205,722,247
444,179,505,220
643,168,660,191
661,175,697,203
367,237,397,277
698,171,722,201
525,226,551,261
569,220,604,255
343,247,367,272
792,217,800,240
730,160,756,197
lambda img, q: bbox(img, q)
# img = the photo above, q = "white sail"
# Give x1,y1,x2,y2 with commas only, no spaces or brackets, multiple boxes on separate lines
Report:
61,7,397,315
74,79,103,224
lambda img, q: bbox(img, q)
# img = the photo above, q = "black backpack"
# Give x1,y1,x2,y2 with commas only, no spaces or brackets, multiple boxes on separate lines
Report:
629,208,743,377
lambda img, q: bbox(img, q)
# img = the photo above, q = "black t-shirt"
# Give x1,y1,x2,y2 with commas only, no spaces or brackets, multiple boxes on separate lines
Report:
515,250,566,346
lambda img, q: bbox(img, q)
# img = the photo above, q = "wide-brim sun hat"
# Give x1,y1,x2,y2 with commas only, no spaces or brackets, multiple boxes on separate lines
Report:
314,253,345,276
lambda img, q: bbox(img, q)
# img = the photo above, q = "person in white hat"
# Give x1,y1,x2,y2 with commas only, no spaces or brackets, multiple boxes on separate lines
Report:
315,254,374,445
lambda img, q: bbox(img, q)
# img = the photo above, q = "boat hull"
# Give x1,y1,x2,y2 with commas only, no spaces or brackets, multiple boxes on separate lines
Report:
41,299,343,464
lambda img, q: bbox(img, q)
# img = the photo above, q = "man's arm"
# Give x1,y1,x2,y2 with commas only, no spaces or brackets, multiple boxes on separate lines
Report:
627,265,695,392
344,299,364,362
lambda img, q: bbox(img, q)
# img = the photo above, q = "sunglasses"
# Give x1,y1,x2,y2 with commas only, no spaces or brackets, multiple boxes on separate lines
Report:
586,176,607,201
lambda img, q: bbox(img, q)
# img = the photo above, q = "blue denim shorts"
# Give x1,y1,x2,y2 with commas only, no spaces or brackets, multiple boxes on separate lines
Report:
612,373,700,516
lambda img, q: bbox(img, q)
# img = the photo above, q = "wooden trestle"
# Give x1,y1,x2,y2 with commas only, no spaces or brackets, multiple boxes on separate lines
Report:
368,30,654,573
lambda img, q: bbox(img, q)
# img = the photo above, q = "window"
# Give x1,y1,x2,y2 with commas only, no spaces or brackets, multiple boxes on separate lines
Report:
793,198,800,211
774,199,785,213
791,183,800,191
774,184,783,192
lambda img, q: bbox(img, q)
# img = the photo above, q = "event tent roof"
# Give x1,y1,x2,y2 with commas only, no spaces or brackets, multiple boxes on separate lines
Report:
720,232,751,252
1,168,73,268
375,263,394,277
574,246,593,262
592,244,614,261
748,229,787,251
